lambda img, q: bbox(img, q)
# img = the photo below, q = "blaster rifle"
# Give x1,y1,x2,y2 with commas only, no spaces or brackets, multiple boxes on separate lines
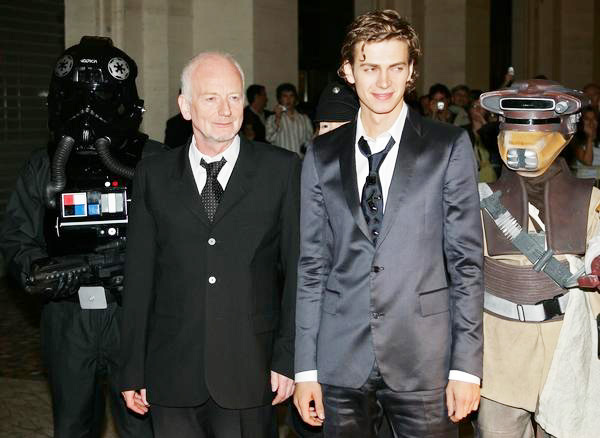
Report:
26,239,127,294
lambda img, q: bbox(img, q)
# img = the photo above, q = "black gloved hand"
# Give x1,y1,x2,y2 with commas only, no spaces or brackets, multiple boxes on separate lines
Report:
25,258,81,299
51,271,81,299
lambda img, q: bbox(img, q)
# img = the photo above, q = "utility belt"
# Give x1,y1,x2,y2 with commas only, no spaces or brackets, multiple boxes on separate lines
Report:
484,258,568,322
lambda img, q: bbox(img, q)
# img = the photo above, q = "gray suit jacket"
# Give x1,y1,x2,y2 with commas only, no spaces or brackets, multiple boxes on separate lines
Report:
295,107,484,391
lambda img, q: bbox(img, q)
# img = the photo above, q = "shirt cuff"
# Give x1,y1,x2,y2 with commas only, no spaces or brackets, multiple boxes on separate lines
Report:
448,370,481,385
295,370,318,383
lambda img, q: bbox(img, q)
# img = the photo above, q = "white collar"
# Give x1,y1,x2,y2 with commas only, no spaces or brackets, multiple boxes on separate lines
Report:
355,102,408,148
189,135,240,165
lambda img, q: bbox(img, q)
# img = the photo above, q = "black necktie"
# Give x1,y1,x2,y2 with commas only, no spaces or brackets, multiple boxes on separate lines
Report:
358,136,395,244
200,158,226,222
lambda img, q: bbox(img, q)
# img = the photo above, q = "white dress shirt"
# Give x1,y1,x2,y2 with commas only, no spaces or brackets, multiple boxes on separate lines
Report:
296,104,480,386
355,103,407,210
188,135,240,195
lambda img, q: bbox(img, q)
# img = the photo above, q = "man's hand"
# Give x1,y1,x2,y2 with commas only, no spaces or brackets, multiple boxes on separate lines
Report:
271,371,295,405
446,380,480,423
293,381,325,426
122,389,150,415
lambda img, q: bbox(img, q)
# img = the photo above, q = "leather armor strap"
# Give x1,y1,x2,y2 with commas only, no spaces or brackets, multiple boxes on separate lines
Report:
479,183,583,289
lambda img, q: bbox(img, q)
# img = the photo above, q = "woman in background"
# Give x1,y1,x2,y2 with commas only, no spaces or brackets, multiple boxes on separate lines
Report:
571,106,600,182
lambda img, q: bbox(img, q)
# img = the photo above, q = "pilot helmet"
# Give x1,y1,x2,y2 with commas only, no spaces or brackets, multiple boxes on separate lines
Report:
47,36,144,153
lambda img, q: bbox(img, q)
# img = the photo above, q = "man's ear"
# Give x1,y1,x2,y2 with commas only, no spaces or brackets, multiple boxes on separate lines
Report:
342,61,356,85
178,94,192,121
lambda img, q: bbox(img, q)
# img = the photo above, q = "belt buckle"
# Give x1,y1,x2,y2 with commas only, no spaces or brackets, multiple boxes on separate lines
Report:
535,294,564,321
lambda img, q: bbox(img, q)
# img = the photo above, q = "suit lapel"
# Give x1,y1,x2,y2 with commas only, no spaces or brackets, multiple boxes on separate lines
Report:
376,107,423,250
173,140,211,227
212,137,257,225
338,121,372,242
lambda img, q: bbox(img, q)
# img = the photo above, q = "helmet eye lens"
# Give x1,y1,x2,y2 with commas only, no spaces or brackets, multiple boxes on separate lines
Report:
73,67,104,84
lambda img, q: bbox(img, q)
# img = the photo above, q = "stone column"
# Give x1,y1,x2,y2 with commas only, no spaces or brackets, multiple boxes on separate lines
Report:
64,0,298,141
253,0,298,106
512,0,598,89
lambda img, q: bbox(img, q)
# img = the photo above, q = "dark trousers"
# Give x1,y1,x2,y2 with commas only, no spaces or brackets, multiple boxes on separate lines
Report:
41,301,153,438
321,362,457,438
151,397,275,438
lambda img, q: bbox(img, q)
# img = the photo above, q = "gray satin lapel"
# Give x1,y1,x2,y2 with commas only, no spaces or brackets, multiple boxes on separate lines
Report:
376,116,421,249
339,134,372,242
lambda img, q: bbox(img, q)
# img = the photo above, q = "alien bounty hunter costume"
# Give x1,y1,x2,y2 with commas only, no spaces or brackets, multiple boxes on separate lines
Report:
476,80,600,438
0,37,162,437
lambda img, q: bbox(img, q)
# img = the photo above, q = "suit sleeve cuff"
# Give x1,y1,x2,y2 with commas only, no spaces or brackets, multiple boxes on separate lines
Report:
448,370,480,385
295,370,318,383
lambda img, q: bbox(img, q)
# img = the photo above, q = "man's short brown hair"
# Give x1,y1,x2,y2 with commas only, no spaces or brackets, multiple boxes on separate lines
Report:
338,9,421,93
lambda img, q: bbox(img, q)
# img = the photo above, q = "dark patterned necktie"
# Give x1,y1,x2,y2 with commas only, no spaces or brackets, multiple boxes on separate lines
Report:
200,158,226,222
358,136,395,244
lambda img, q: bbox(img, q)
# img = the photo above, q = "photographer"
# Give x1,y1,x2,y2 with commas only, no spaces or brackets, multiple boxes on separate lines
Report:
0,37,162,438
427,83,456,124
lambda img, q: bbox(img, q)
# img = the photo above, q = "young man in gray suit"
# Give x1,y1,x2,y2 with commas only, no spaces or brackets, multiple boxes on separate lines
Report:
294,10,484,437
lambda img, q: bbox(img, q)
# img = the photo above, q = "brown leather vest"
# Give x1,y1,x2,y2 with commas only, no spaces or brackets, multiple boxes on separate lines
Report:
482,159,594,312
482,158,594,256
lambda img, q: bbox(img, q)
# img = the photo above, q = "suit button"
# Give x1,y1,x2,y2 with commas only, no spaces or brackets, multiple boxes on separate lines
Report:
372,266,384,273
208,276,216,284
208,238,216,246
372,312,384,319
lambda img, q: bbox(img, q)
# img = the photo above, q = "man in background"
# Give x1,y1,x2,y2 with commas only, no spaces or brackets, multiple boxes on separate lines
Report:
164,89,193,148
266,83,314,155
242,84,272,143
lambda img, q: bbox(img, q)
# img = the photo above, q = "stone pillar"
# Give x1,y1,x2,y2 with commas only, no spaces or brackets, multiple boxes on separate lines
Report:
64,0,298,141
253,0,298,106
421,0,467,91
513,0,597,89
559,0,595,88
353,0,489,95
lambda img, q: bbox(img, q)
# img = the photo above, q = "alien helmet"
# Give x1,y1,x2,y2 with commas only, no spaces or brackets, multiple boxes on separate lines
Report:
47,36,144,152
480,80,588,177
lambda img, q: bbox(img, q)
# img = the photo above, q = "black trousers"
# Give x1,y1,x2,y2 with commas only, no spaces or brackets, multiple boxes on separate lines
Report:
321,362,457,438
151,397,275,438
41,301,153,438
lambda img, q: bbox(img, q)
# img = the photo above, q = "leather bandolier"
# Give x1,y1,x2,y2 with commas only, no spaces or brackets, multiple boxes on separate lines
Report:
482,158,594,321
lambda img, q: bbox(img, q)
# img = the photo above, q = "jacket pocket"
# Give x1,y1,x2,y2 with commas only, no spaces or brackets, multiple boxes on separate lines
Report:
419,287,449,317
252,313,279,334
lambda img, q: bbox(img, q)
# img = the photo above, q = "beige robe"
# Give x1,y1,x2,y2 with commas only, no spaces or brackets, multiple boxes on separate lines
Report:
480,187,600,413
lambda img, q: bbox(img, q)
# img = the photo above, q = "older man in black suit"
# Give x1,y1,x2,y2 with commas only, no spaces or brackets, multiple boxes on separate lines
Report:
120,52,300,437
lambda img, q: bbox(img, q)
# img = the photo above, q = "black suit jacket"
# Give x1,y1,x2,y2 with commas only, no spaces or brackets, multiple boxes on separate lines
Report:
120,137,300,408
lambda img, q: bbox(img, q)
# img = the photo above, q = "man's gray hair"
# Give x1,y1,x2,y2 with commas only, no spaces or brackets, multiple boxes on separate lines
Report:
180,52,245,101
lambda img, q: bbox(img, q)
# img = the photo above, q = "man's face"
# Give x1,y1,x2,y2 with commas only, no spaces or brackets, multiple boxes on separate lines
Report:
583,109,598,135
279,90,296,109
255,88,267,111
342,39,413,118
178,56,244,147
452,89,469,108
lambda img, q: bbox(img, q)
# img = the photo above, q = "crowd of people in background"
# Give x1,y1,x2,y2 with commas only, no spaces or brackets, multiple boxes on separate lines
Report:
163,77,600,186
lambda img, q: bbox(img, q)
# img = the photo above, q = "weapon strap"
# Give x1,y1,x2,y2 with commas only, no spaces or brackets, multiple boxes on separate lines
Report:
479,183,583,289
